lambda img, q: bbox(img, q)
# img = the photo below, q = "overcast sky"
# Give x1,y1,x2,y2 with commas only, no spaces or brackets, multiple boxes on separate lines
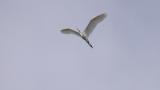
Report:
1,0,160,90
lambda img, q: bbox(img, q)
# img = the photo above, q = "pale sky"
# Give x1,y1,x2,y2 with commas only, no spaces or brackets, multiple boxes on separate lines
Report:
1,0,160,90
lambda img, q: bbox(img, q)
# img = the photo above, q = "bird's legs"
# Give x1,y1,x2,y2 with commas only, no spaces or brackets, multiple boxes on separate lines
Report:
86,39,93,48
82,37,93,48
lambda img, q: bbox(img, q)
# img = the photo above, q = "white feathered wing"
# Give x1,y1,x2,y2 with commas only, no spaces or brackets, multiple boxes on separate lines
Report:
84,13,107,38
61,28,81,37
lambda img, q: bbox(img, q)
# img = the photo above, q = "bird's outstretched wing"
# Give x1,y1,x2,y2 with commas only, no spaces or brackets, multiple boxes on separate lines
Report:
61,28,81,37
84,13,107,37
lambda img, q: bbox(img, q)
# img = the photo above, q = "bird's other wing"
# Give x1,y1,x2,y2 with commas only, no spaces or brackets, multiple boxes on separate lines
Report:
84,13,107,37
61,28,81,37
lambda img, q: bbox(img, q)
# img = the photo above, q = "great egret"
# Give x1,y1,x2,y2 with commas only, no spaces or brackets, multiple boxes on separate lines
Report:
61,13,107,48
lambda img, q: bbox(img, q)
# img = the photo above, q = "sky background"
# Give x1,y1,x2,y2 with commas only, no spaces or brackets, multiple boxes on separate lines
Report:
1,0,160,90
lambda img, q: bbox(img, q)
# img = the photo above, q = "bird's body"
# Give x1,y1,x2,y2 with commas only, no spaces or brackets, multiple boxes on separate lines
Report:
61,13,107,48
79,30,93,48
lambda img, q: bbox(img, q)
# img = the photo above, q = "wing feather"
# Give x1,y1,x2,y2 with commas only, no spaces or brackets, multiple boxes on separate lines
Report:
61,28,81,37
84,13,107,37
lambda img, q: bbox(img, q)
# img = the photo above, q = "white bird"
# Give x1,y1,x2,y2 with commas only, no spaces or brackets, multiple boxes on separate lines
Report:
61,13,107,48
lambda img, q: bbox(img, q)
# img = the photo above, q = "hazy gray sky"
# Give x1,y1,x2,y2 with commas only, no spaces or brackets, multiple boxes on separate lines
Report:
1,0,160,90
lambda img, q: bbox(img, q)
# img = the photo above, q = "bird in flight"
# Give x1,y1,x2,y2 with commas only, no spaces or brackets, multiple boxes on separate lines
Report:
61,13,107,48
